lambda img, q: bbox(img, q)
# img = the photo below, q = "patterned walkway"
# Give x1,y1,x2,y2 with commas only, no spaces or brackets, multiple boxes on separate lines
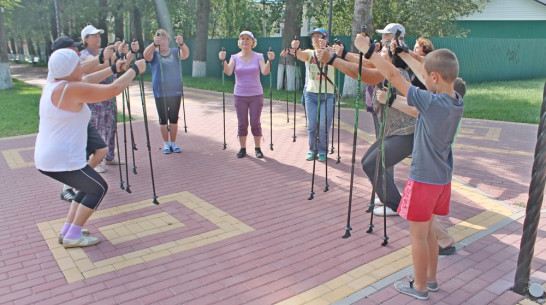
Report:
1,64,545,304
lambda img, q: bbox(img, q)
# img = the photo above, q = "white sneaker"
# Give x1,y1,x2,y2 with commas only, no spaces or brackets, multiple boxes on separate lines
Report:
63,234,100,248
374,198,384,206
94,165,106,173
373,206,398,216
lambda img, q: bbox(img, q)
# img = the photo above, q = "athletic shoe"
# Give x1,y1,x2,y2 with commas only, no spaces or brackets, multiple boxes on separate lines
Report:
237,148,246,158
305,153,315,161
105,159,125,165
94,165,106,173
163,144,172,154
171,143,181,153
372,198,383,206
407,274,439,292
394,281,428,300
60,189,76,202
63,234,100,248
373,206,398,216
58,229,89,244
255,148,264,158
317,154,326,162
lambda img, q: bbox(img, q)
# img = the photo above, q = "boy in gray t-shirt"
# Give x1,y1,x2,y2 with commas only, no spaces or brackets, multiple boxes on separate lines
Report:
355,34,464,300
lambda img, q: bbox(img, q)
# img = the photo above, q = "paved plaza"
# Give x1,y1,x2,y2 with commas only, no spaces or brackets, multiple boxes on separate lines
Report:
1,64,545,304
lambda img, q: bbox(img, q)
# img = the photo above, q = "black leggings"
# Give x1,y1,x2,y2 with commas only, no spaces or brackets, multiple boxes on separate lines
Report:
361,134,414,211
155,96,182,125
39,165,108,209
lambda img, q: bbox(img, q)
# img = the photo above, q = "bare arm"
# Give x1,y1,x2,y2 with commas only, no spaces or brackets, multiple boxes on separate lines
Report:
82,59,126,84
143,42,157,62
218,50,235,76
315,48,383,85
259,51,275,75
355,34,411,97
376,89,419,117
398,52,426,85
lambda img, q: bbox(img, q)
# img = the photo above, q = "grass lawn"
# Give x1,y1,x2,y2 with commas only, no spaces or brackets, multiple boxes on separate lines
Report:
1,77,544,138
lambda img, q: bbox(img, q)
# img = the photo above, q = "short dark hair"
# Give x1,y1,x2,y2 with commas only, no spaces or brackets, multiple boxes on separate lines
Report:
423,49,459,83
454,77,466,98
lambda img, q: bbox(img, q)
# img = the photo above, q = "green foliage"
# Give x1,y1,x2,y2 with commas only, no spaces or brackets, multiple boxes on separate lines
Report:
373,0,488,37
0,79,40,137
304,0,355,36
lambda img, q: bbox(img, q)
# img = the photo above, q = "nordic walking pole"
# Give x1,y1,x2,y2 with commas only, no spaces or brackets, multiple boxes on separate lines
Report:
308,61,323,200
323,63,330,192
343,25,367,239
121,87,131,193
284,54,289,123
268,47,274,151
110,73,125,190
138,74,159,204
124,87,138,175
178,42,188,133
221,47,227,150
293,37,298,142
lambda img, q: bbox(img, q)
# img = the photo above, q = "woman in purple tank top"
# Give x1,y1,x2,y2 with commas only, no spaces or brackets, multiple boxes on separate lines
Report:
218,31,275,159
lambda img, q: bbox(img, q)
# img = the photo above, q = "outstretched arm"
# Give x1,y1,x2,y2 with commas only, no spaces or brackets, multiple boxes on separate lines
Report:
355,34,411,97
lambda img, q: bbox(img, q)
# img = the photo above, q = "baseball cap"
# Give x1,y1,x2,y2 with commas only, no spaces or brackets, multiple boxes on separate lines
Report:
309,28,328,39
81,25,104,41
51,36,82,52
375,23,405,37
48,49,80,80
238,31,255,40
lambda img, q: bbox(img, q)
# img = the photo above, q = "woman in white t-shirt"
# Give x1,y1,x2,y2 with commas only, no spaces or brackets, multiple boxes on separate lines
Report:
35,49,145,248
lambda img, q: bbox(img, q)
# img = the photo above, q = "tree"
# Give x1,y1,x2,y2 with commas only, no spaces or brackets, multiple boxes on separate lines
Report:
192,0,210,77
278,0,303,91
343,0,373,97
0,0,20,90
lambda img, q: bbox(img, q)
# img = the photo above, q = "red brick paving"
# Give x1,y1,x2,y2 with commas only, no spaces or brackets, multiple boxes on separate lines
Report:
1,64,544,304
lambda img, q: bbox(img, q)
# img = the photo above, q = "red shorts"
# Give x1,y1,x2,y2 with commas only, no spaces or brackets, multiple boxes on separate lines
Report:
397,179,451,222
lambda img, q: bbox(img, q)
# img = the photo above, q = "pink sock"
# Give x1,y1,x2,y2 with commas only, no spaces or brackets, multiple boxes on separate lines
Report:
60,223,71,235
64,224,82,240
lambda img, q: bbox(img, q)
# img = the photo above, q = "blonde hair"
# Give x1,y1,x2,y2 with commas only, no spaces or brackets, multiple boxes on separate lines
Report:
237,36,257,49
423,49,459,83
416,37,435,54
155,29,171,41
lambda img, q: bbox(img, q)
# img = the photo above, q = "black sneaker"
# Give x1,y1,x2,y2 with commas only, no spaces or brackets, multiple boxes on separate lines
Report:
255,148,264,158
60,189,76,202
237,148,246,158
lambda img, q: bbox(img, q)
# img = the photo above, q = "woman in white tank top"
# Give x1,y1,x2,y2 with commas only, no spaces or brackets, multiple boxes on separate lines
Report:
35,49,146,248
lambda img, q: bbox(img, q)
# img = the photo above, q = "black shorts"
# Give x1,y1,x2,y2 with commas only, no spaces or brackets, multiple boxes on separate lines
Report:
86,123,107,159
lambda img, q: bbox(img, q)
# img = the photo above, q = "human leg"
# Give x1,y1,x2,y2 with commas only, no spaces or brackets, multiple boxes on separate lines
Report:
434,217,454,249
166,96,182,152
304,91,318,155
427,215,439,283
316,94,335,155
248,95,264,156
234,95,250,157
361,134,413,211
409,219,433,292
155,97,171,152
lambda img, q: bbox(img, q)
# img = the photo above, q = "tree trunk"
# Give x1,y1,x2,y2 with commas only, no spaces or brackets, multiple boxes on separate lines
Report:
131,5,143,48
98,0,108,48
113,4,124,40
277,0,303,91
0,8,13,90
192,0,210,78
343,0,373,98
27,37,36,57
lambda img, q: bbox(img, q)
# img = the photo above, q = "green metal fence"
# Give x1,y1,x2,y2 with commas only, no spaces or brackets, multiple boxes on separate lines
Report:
176,36,546,84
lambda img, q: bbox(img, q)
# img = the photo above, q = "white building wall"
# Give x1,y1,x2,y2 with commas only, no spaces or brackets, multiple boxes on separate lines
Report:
459,0,546,20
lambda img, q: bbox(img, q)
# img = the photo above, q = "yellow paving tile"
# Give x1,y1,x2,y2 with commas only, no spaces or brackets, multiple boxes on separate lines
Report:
36,191,255,283
1,147,35,169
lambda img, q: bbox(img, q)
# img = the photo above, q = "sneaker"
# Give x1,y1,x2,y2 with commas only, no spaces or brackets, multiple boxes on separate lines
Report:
255,148,264,158
394,281,428,300
237,148,246,158
94,165,106,173
105,159,125,165
163,144,172,154
317,154,326,162
373,206,398,216
171,143,181,153
60,189,76,202
63,234,100,248
407,274,439,292
305,153,315,161
58,229,89,244
374,198,383,206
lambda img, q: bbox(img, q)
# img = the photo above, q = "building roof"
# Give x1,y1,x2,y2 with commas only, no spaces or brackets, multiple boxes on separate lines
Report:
459,0,546,20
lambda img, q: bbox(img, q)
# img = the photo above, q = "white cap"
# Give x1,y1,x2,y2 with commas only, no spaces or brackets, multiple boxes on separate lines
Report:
376,23,405,37
238,31,255,40
48,49,79,80
81,25,104,41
